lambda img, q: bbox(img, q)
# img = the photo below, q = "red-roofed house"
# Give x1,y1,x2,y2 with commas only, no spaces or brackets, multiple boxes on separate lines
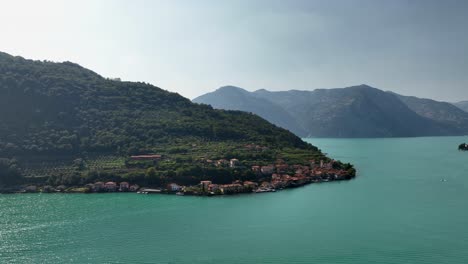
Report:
105,182,117,192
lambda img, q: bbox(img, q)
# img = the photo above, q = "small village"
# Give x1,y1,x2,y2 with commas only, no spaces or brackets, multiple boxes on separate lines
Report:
16,153,355,195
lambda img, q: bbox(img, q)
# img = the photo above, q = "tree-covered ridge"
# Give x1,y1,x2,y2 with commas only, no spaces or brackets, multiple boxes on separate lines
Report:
0,51,345,188
0,52,310,157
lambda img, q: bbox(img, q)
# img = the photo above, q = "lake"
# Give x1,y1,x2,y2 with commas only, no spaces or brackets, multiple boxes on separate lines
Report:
1,136,468,263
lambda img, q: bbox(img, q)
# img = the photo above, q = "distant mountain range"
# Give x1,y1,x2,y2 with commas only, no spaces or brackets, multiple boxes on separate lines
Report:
193,85,468,138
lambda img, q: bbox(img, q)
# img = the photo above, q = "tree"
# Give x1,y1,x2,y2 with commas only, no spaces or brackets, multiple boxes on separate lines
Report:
145,167,160,185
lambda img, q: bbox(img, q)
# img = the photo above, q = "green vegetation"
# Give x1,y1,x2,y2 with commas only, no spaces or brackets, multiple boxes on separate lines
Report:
0,158,22,186
0,51,348,188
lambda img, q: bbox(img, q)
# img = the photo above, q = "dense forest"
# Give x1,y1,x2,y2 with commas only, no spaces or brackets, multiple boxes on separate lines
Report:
0,52,340,187
0,52,309,156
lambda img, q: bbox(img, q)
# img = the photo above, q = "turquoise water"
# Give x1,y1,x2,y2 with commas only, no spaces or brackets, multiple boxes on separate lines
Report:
1,136,468,263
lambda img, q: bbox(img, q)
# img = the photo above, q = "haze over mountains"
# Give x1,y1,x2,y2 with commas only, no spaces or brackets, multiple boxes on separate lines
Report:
194,85,468,138
454,101,468,113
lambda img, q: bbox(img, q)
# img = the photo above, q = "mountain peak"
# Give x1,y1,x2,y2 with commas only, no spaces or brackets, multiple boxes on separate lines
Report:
217,85,248,93
347,84,377,90
254,88,269,93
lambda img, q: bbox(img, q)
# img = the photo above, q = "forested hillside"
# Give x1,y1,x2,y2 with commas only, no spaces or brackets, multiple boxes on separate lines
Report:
0,52,337,187
0,52,309,156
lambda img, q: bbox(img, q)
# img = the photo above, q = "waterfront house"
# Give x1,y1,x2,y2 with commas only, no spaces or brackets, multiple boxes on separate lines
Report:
261,181,273,187
200,181,212,192
94,182,105,192
243,181,258,191
119,182,130,192
221,183,243,194
105,182,118,192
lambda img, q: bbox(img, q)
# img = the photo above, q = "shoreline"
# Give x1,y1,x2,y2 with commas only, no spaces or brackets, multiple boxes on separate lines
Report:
2,158,356,196
0,175,355,196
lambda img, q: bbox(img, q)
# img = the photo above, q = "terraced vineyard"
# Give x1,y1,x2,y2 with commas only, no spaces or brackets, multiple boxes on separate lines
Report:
19,155,126,178
86,155,126,171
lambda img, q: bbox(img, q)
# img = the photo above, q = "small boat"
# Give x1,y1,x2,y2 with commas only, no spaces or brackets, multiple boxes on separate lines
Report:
255,188,276,193
176,192,184,196
441,179,448,182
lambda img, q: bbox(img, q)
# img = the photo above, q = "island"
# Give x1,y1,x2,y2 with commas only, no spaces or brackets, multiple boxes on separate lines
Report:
459,143,468,151
0,51,355,195
1,147,355,195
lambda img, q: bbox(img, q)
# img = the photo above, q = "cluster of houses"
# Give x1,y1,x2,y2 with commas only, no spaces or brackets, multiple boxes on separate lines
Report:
19,155,353,196
253,159,353,189
156,159,353,196
161,180,259,195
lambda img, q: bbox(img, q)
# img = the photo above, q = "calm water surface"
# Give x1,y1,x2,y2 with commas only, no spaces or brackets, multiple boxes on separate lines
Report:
1,137,468,263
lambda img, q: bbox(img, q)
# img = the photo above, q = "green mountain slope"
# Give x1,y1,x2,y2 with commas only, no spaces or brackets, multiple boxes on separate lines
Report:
0,52,344,187
0,52,307,155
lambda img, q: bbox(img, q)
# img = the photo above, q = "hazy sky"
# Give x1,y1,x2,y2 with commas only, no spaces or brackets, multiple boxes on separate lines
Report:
1,0,467,101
